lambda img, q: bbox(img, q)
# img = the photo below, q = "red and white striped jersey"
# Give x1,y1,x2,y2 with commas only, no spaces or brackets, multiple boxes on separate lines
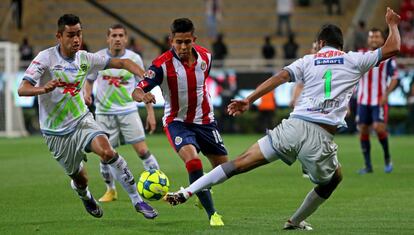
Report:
357,57,398,106
137,45,214,126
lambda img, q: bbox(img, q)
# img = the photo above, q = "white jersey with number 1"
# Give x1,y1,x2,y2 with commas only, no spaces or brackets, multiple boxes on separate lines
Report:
87,49,144,115
284,46,381,127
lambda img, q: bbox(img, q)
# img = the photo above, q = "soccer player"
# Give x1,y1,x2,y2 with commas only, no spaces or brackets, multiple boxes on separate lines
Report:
132,18,227,226
356,28,399,174
17,14,157,219
165,8,401,230
84,24,160,202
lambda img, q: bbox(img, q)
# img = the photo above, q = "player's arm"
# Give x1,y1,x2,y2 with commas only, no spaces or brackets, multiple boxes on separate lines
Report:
132,65,163,104
380,7,401,62
144,103,156,134
18,79,62,96
289,81,304,108
228,70,291,116
107,58,145,77
83,79,94,106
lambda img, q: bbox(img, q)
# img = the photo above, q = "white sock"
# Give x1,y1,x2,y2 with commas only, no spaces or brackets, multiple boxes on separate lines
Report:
71,180,92,200
290,189,326,225
142,154,160,170
186,165,228,195
109,155,143,205
100,162,116,190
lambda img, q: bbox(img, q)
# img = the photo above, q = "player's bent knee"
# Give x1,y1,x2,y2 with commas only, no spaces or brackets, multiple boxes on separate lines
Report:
101,150,118,163
314,168,342,199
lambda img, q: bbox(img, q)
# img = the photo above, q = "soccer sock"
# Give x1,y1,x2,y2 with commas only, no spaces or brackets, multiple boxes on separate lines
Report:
185,162,234,194
289,189,326,225
360,134,372,169
139,151,160,170
186,159,216,218
377,131,391,165
107,154,143,205
70,180,92,200
100,161,116,190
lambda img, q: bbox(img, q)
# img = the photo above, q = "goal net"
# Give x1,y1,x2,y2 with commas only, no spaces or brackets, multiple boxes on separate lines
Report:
0,42,28,137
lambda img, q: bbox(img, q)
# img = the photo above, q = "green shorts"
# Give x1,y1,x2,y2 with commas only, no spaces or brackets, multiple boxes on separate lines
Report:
44,113,107,176
258,118,339,185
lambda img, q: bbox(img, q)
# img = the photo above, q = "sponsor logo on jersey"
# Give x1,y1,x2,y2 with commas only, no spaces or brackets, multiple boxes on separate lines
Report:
57,81,81,96
63,66,78,72
174,136,182,145
102,75,128,87
52,65,64,71
314,58,344,66
80,64,88,72
144,70,155,79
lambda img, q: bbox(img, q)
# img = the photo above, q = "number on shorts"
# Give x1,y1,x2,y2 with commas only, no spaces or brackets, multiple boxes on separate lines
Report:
323,69,332,98
212,130,223,143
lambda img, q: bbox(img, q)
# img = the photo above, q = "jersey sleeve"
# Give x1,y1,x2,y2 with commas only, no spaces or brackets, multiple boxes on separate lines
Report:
85,51,110,76
283,58,304,82
387,58,399,79
136,64,163,92
133,54,145,83
355,48,382,74
22,51,49,86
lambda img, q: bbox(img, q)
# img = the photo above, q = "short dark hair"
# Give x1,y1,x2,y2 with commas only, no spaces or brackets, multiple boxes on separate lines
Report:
170,18,195,35
317,24,343,50
369,27,385,39
57,14,81,33
107,24,127,36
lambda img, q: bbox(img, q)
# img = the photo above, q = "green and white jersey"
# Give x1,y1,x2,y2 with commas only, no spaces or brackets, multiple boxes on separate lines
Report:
87,49,143,115
23,45,109,135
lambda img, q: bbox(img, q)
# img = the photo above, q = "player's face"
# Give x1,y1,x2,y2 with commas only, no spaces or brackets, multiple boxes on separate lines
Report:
367,31,384,50
107,28,128,52
56,23,82,57
171,32,196,61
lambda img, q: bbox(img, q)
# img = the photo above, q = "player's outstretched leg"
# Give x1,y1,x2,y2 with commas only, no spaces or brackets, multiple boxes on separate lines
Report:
98,161,118,202
139,150,160,170
374,124,393,173
91,135,158,219
70,168,103,218
285,167,343,230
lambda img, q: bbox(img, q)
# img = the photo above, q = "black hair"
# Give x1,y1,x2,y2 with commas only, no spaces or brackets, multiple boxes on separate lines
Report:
317,24,343,50
107,24,127,36
369,27,385,39
170,18,195,35
57,14,81,33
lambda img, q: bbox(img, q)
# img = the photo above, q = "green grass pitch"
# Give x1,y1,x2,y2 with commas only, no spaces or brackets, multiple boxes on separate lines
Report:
0,134,413,234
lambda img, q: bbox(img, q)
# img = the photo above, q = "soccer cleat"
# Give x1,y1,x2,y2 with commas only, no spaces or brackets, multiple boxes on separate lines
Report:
135,201,158,219
384,163,393,173
283,220,313,231
81,196,103,218
164,187,191,206
98,189,118,202
358,167,373,175
210,212,224,226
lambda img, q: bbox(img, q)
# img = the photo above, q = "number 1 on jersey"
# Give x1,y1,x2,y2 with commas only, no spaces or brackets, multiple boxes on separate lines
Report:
323,69,332,98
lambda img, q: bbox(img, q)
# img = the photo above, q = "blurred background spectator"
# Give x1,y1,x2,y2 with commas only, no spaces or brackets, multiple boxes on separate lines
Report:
19,37,33,61
283,33,299,61
262,35,276,67
212,33,228,67
257,90,277,132
353,20,368,51
276,0,293,36
324,0,341,15
205,0,222,40
128,37,143,56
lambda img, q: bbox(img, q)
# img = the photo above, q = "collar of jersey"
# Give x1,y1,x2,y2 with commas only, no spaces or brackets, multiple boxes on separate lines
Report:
106,48,126,58
319,46,340,52
56,45,75,63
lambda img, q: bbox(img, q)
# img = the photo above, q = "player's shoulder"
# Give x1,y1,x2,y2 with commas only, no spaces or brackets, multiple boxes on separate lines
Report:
124,49,143,60
152,50,174,67
193,44,210,55
94,48,108,56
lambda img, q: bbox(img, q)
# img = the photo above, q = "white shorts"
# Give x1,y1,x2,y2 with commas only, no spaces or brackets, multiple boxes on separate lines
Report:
96,111,146,148
44,113,107,176
258,118,339,185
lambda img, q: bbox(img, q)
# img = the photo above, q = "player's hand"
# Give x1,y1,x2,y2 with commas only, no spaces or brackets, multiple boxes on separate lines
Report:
385,7,401,26
146,113,156,134
84,95,93,106
227,98,250,116
142,93,156,104
379,96,388,106
42,79,62,94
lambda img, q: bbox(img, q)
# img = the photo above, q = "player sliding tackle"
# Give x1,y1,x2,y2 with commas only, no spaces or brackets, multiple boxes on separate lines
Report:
165,8,401,230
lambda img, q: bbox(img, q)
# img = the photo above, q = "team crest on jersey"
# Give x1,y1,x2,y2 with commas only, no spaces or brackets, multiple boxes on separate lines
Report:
200,61,207,71
144,70,155,79
80,64,88,72
174,136,183,145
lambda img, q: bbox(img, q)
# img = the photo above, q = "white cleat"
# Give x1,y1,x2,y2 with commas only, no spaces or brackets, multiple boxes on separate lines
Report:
283,220,313,231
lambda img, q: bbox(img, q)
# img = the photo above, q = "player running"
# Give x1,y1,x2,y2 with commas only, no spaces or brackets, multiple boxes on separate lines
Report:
132,18,227,226
18,14,157,219
356,28,399,174
84,24,160,202
165,8,401,230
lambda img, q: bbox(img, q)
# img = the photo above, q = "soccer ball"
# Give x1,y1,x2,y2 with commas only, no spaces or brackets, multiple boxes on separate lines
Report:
137,169,170,201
